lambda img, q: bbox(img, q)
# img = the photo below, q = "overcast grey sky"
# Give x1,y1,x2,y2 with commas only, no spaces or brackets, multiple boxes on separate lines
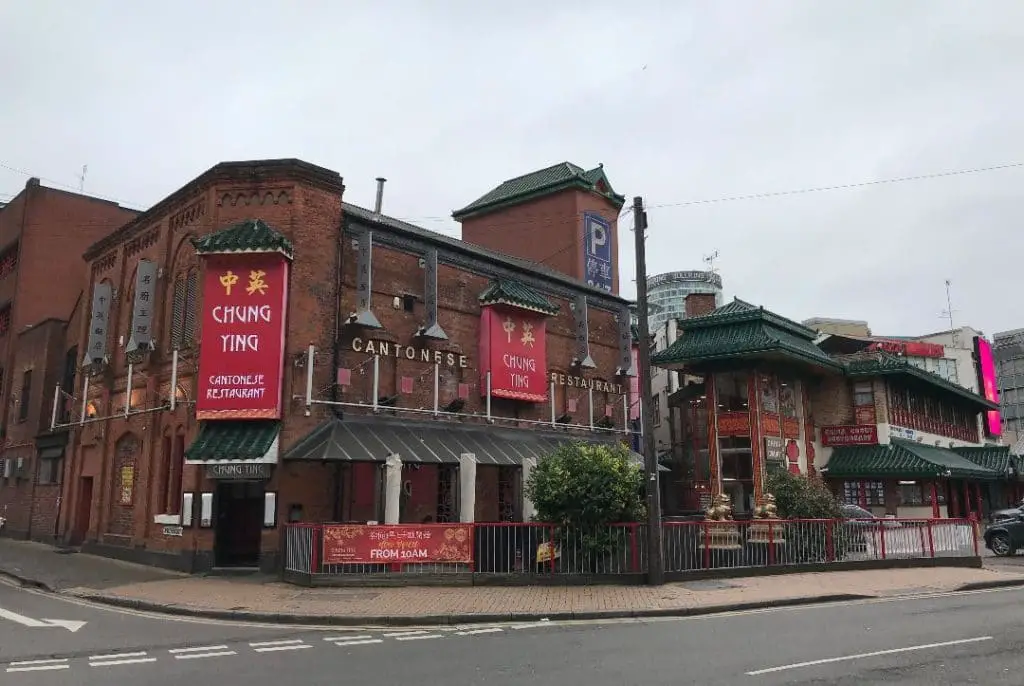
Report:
2,1,1021,337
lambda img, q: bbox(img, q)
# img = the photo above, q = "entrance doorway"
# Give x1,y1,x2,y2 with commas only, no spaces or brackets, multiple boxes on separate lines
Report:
69,477,93,545
214,481,264,567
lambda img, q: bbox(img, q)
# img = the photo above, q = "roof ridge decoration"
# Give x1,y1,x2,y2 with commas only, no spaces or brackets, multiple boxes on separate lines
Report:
676,297,821,341
452,161,625,220
192,218,294,259
479,277,560,316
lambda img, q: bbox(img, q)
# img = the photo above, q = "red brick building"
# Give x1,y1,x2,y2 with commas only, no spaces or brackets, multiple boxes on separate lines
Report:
56,159,635,572
0,178,137,539
454,162,623,295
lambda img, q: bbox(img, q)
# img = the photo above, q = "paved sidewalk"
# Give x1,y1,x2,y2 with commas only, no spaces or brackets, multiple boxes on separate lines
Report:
0,537,182,590
5,537,1024,626
69,565,1024,626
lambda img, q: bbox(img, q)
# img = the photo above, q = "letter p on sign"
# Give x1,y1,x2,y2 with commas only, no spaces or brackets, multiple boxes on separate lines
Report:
589,220,607,255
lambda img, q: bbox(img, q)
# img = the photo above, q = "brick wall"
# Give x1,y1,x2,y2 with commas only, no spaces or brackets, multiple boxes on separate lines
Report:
459,189,621,295
60,159,629,568
685,293,717,318
64,160,346,558
333,239,627,429
809,374,854,427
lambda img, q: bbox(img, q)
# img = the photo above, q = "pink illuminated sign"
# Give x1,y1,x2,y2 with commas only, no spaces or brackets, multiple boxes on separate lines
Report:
974,336,1002,437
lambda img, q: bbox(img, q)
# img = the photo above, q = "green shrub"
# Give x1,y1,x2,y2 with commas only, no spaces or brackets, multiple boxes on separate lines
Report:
525,441,646,571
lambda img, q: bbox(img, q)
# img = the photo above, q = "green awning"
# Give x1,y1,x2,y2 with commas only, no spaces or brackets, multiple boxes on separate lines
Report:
823,438,1002,481
185,420,281,464
953,445,1014,475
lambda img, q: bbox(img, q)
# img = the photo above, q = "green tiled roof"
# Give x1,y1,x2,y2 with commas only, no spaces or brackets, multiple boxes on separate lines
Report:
185,420,281,461
651,298,840,370
843,353,998,411
453,162,625,219
192,219,294,259
953,445,1016,474
479,278,559,315
824,438,1002,481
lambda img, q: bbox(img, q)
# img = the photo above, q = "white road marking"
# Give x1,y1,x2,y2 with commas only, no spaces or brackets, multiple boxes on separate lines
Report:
456,627,504,635
168,647,229,659
89,651,148,660
384,630,428,638
252,644,312,653
394,634,443,641
512,622,554,629
330,639,384,646
6,664,71,673
174,650,237,660
746,636,994,676
323,634,373,642
249,639,305,647
6,658,70,672
89,657,158,667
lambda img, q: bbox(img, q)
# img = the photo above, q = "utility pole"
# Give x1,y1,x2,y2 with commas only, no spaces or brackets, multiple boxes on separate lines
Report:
632,195,664,585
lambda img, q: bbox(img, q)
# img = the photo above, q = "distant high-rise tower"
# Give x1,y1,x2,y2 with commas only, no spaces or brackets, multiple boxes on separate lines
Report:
646,271,724,331
452,162,625,294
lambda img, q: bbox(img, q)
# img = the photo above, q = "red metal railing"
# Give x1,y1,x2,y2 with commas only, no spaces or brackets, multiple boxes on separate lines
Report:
282,518,977,580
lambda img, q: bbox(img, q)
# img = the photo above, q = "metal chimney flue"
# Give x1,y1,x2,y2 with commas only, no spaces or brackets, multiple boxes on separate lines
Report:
374,177,387,214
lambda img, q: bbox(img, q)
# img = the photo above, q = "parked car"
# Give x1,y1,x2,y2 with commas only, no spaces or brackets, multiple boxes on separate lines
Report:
840,504,901,528
984,513,1024,556
989,500,1024,523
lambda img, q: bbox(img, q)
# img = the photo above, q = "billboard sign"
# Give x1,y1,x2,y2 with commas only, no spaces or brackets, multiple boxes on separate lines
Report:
479,306,548,402
583,212,613,292
196,253,290,420
974,335,1002,437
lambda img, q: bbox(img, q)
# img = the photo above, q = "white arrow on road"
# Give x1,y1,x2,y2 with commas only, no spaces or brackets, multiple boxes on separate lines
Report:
0,607,87,632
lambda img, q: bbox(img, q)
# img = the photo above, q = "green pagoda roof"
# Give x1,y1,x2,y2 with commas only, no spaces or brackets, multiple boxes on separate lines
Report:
185,420,280,461
479,278,559,315
823,438,1002,481
192,218,294,259
952,445,1016,474
842,352,998,410
453,162,625,220
651,298,841,371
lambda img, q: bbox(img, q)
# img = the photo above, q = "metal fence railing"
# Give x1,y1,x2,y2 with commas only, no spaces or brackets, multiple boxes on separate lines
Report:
282,517,978,582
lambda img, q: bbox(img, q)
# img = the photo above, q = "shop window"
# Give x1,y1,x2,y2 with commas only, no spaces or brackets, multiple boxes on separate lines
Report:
842,480,884,507
37,456,62,485
0,304,10,338
779,377,798,418
716,372,748,412
0,245,18,280
18,369,31,422
651,394,661,426
853,381,873,407
719,436,752,481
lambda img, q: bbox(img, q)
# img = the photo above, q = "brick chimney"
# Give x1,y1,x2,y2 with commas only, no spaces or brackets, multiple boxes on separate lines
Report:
685,293,717,319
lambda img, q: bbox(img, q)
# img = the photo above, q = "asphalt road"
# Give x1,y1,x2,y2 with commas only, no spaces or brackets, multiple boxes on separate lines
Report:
2,579,1024,684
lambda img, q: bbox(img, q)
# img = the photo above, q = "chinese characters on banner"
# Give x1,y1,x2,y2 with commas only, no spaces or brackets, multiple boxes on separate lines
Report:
127,259,157,352
583,213,613,292
322,524,473,565
196,253,290,419
84,281,113,365
479,306,548,402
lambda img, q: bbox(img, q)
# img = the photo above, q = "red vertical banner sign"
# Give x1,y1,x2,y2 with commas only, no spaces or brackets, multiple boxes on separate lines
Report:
196,253,290,419
479,305,548,402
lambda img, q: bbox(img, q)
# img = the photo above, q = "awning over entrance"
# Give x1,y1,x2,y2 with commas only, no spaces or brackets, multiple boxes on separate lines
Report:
184,420,281,465
823,438,1001,481
283,417,654,468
